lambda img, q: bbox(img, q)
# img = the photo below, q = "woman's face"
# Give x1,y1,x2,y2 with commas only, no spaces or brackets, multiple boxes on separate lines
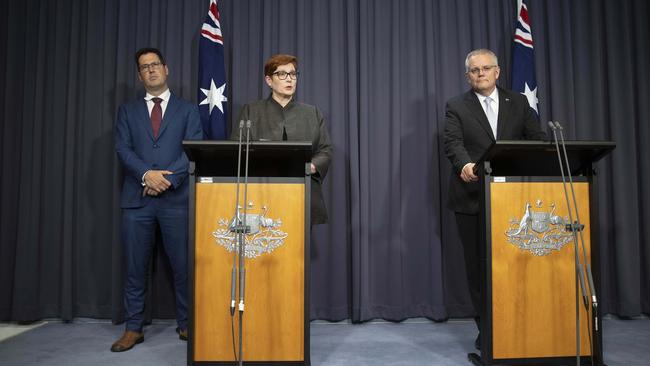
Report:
265,63,297,100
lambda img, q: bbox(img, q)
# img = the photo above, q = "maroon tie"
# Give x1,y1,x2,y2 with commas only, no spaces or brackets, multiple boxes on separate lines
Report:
151,97,163,138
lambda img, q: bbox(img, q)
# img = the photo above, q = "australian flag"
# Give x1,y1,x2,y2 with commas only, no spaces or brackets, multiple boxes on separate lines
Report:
198,0,228,139
512,0,539,115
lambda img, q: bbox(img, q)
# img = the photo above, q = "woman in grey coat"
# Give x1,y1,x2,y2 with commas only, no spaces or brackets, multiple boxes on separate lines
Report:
233,54,332,225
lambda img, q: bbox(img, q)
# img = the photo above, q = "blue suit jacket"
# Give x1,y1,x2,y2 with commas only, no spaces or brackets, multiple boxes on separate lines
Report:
115,92,203,209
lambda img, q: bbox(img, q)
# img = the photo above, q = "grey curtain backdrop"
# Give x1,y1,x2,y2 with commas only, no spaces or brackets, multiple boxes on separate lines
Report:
1,0,648,324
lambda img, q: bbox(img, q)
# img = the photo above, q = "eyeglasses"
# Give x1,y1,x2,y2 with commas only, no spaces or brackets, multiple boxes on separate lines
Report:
468,65,497,75
272,71,299,80
139,61,163,72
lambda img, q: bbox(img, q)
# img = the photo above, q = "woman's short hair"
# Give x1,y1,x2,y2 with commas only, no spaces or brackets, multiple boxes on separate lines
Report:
264,54,298,77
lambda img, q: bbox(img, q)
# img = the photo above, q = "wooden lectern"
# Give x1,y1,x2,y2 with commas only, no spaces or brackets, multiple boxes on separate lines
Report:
183,141,312,365
469,140,615,366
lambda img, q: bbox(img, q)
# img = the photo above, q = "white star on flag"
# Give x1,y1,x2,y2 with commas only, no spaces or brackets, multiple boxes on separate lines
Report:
522,82,538,114
199,79,227,114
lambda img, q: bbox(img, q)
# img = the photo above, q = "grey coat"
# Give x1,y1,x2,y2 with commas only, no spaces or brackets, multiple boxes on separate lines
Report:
233,96,332,224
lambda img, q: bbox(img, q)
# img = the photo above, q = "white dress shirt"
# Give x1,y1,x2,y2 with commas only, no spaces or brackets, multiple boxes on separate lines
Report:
475,88,499,138
141,88,171,185
144,88,171,118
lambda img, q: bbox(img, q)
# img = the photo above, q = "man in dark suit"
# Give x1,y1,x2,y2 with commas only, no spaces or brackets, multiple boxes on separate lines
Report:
112,47,203,352
443,48,546,351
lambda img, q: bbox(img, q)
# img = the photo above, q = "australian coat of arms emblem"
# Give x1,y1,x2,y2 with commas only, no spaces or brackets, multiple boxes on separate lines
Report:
505,200,574,256
213,202,288,259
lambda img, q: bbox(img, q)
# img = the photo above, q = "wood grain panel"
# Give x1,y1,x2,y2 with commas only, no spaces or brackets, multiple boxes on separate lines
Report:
193,182,305,361
490,182,592,359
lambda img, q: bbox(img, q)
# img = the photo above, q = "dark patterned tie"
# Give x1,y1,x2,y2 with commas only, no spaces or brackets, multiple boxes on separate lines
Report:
151,97,163,138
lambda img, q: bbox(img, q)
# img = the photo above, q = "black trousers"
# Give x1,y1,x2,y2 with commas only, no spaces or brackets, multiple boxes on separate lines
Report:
455,212,482,332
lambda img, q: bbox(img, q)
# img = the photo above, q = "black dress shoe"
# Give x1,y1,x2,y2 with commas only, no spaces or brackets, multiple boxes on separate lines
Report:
176,327,188,341
474,334,481,351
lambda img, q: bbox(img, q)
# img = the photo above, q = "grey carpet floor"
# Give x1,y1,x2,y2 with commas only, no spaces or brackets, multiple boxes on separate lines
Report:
0,317,648,365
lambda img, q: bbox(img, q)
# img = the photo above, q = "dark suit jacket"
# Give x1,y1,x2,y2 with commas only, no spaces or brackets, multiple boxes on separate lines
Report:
443,87,546,214
115,92,203,209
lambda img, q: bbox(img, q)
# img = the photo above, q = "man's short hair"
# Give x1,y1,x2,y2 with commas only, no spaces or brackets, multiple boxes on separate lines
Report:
135,47,166,69
264,54,298,77
464,49,498,72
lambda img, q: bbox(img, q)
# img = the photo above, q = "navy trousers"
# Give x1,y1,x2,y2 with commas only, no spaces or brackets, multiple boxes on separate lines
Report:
121,201,188,332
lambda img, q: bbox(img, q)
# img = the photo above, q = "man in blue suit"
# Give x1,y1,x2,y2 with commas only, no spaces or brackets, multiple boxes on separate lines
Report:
111,47,203,352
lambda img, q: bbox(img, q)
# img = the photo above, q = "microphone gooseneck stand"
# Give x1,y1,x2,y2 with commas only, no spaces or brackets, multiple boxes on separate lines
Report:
237,120,252,366
229,120,252,366
548,121,597,366
229,120,244,359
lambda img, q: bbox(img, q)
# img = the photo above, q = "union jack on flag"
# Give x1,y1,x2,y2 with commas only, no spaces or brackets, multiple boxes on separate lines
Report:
198,0,228,139
512,0,539,115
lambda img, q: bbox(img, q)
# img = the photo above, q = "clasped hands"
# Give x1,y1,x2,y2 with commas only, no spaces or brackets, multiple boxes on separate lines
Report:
460,163,478,183
143,170,173,196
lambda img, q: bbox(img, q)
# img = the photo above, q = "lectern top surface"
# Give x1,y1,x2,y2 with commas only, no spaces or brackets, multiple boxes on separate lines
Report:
182,140,312,178
477,140,615,176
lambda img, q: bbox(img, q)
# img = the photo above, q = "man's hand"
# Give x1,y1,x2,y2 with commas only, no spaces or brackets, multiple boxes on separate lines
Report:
460,163,478,183
142,186,161,197
310,163,317,174
143,170,173,193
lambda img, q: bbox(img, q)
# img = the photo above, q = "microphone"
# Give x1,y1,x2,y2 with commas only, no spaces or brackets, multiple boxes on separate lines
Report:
547,121,557,130
236,119,253,366
229,120,245,316
239,119,252,312
555,120,598,314
552,120,599,363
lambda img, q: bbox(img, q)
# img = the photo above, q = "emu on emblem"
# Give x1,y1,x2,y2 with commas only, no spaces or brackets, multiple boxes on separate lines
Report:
212,203,287,259
505,200,574,256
